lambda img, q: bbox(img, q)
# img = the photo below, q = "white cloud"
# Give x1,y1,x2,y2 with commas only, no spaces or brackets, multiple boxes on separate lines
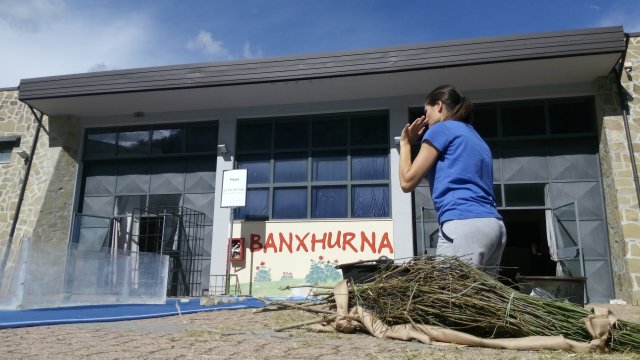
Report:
589,5,602,11
0,0,174,87
87,63,108,73
185,30,231,59
243,42,264,59
0,2,265,87
0,0,65,32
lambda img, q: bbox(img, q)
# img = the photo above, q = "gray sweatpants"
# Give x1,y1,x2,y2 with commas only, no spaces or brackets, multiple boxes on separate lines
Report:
436,218,507,275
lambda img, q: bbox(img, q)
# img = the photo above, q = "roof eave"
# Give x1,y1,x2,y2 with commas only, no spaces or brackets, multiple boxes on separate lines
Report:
18,26,626,102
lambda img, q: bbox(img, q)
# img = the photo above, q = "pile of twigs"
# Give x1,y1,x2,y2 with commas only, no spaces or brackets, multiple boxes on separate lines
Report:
265,255,640,352
351,255,640,352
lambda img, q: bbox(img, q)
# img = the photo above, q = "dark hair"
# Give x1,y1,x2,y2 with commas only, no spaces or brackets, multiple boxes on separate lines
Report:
425,85,473,123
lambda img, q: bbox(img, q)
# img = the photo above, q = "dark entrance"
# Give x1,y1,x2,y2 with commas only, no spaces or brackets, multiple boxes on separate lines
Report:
498,209,555,284
138,216,163,253
130,206,206,297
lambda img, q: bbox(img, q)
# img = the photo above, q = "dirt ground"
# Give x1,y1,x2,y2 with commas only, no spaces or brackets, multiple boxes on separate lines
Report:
2,303,640,360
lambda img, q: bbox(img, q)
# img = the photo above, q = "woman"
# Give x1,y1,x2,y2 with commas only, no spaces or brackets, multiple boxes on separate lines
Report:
399,85,506,274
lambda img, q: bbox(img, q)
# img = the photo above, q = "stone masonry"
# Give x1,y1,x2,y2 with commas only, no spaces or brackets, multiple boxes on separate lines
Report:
598,75,634,303
0,89,81,302
620,34,640,304
0,89,45,257
598,33,640,304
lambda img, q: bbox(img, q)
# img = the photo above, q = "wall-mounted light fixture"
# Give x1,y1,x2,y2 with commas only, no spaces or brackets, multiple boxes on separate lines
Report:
624,61,633,80
217,144,228,153
16,149,30,164
624,61,633,73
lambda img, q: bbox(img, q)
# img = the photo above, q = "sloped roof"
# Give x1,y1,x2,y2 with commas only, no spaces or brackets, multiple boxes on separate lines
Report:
18,26,626,116
20,26,625,100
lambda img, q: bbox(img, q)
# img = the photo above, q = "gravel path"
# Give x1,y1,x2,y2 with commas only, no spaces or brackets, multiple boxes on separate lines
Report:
2,304,640,359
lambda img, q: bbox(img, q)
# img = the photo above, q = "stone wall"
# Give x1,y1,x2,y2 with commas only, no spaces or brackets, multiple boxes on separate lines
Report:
598,34,640,304
597,75,634,303
0,90,81,301
0,90,40,247
619,34,640,304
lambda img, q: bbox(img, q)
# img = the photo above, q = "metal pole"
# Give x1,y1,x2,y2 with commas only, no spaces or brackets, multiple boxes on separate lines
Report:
613,34,640,209
224,207,233,294
0,106,44,279
616,77,640,208
574,201,588,303
249,246,254,296
420,206,425,253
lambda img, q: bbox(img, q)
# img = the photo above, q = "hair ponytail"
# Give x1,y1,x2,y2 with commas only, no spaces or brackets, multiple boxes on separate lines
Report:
425,85,473,123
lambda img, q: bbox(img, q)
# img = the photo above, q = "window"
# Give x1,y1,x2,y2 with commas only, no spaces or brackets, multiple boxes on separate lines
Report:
84,122,218,159
413,97,596,141
0,142,12,163
80,122,218,247
187,123,218,153
273,187,307,219
235,188,269,220
549,98,596,134
85,132,116,158
236,110,390,220
503,183,547,207
152,128,183,154
274,152,307,183
473,105,498,138
0,136,21,164
117,130,149,156
501,102,546,137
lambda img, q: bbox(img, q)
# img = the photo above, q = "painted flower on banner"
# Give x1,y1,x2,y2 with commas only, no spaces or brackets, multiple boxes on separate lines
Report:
305,257,342,284
323,259,342,282
254,262,271,282
280,271,294,281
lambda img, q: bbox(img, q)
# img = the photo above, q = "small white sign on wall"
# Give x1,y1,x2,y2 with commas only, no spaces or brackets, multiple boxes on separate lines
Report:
220,169,247,208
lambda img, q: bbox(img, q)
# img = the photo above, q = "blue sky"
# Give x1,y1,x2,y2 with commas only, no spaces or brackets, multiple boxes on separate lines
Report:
1,0,639,87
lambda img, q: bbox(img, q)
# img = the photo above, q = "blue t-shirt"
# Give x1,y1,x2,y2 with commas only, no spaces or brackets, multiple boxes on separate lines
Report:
422,120,501,224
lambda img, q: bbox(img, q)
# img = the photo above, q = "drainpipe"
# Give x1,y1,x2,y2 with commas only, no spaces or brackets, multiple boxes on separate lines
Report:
612,33,640,209
0,106,44,278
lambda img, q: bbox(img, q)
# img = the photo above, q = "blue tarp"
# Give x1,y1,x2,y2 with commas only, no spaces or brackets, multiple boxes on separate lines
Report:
0,297,266,329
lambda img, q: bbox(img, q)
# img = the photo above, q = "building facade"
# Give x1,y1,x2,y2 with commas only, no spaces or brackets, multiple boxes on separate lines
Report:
1,26,639,304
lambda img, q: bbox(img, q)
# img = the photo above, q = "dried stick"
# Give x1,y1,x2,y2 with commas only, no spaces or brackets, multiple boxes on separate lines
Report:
274,315,337,332
281,285,335,290
269,301,335,315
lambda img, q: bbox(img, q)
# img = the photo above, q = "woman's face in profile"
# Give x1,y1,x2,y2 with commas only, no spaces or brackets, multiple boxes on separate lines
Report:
424,101,444,127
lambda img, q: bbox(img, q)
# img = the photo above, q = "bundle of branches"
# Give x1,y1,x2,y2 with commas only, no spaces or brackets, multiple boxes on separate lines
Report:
349,255,640,352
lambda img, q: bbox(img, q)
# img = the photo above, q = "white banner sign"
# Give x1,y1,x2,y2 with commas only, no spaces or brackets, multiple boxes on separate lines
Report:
220,169,247,208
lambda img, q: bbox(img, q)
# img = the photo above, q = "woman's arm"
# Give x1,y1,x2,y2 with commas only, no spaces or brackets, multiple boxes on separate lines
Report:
399,117,439,192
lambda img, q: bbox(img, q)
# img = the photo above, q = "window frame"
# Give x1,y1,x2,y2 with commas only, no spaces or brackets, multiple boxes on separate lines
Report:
411,96,601,256
83,121,219,160
0,136,21,164
410,96,598,210
235,110,391,220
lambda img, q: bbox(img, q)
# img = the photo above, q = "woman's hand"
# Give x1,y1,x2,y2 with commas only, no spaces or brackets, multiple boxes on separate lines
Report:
398,115,437,193
401,115,428,145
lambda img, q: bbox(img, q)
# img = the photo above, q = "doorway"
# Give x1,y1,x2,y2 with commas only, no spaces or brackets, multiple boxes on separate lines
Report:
498,209,555,283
